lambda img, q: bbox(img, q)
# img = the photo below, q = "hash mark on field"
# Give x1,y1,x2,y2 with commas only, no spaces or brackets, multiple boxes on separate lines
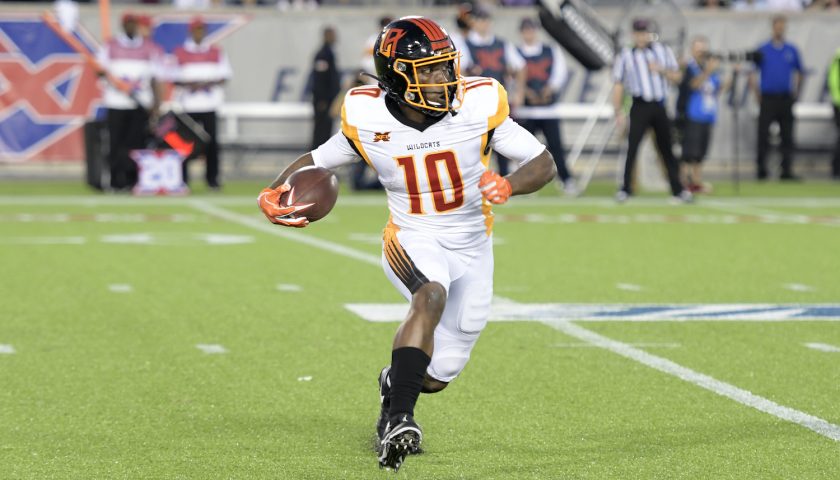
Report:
0,344,16,354
547,320,840,442
784,283,815,292
616,283,643,292
196,344,228,354
277,284,302,292
108,284,133,293
297,376,313,382
804,343,840,353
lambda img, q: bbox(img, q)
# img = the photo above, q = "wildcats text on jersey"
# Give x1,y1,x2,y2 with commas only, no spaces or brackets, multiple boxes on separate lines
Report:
406,141,441,151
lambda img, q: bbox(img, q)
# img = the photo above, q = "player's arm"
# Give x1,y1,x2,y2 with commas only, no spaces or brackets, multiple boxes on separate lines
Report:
269,153,315,188
259,130,360,227
507,149,555,195
479,116,556,204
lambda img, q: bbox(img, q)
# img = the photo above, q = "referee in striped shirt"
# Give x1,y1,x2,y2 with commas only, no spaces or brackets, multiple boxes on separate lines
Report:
612,19,691,203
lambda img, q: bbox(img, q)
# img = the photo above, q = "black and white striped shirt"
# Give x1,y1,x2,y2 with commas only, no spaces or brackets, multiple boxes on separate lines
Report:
612,43,678,102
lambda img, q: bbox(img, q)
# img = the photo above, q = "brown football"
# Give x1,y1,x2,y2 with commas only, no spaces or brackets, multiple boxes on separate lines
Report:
279,166,339,222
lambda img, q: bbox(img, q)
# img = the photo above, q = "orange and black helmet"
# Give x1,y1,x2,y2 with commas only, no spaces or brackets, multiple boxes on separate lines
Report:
373,16,464,117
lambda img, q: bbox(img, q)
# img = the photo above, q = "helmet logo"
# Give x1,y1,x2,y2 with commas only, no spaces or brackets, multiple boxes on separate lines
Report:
379,28,407,58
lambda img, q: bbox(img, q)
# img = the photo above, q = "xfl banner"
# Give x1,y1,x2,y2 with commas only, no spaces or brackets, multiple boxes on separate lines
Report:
0,13,246,163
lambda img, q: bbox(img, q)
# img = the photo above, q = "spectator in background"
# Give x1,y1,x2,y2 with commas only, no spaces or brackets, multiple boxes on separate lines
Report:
310,26,340,150
466,7,526,176
172,16,232,190
516,17,575,195
749,15,803,180
765,0,804,10
807,0,840,8
449,3,475,73
97,13,163,191
732,0,768,10
137,14,152,38
829,47,840,180
680,36,723,193
361,16,392,85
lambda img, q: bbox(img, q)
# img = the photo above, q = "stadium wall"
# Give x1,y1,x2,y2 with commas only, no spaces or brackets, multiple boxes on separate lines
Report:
2,4,839,172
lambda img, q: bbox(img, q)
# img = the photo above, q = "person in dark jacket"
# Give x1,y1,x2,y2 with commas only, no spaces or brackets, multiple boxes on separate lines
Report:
311,26,341,150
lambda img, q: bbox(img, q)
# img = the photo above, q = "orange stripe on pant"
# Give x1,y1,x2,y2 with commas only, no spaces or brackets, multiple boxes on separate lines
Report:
382,221,429,294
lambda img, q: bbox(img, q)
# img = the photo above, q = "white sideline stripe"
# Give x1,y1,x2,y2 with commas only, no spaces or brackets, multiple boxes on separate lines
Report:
804,343,840,353
196,344,228,354
3,195,840,208
188,200,381,267
0,344,16,354
547,320,840,442
553,342,681,348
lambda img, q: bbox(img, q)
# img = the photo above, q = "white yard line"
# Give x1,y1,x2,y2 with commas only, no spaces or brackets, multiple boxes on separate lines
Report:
188,200,381,267
0,344,16,354
276,283,303,292
546,320,840,442
553,342,681,349
616,283,643,292
180,197,840,442
804,343,840,353
108,284,133,293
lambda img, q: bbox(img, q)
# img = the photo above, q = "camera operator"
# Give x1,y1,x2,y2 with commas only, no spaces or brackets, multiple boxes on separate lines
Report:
748,15,803,181
680,37,724,193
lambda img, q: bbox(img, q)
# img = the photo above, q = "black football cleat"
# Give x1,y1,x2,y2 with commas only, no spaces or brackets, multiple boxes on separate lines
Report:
378,414,422,472
376,366,391,445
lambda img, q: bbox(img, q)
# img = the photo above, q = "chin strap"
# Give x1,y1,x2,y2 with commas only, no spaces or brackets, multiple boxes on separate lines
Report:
359,71,382,84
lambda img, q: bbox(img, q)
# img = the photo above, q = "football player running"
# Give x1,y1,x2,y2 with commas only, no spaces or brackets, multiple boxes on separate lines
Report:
258,17,555,472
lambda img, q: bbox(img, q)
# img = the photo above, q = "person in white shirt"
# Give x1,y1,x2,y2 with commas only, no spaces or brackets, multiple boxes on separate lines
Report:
172,16,233,190
97,13,164,191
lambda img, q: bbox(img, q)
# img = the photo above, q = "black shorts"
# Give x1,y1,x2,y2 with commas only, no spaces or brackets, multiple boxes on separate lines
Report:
682,121,713,164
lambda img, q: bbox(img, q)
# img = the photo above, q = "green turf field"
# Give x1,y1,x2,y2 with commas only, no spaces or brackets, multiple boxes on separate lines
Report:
1,181,839,479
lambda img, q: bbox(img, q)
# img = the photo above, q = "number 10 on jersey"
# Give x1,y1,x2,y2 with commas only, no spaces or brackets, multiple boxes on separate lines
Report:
396,151,464,214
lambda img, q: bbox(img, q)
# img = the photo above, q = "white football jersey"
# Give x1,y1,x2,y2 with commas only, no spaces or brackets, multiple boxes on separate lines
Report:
312,77,545,236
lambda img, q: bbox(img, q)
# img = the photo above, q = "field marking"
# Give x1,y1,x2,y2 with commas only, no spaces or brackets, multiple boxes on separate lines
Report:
616,283,643,292
297,376,313,382
277,283,302,292
3,195,840,208
804,343,840,353
0,236,86,245
196,344,228,354
0,344,16,354
345,303,840,322
188,200,381,267
547,320,840,442
553,342,681,349
108,284,133,293
784,283,815,292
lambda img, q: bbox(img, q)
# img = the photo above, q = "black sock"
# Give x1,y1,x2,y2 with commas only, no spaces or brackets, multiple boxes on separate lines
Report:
387,347,431,421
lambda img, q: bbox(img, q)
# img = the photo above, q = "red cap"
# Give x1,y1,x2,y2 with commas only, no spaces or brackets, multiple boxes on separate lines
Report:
121,12,138,24
138,14,152,28
189,16,206,31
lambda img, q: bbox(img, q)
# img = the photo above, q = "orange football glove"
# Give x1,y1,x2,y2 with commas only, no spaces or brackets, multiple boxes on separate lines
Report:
479,170,512,204
257,185,309,228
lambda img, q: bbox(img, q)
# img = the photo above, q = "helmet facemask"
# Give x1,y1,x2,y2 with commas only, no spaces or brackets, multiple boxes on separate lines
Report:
392,50,465,117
